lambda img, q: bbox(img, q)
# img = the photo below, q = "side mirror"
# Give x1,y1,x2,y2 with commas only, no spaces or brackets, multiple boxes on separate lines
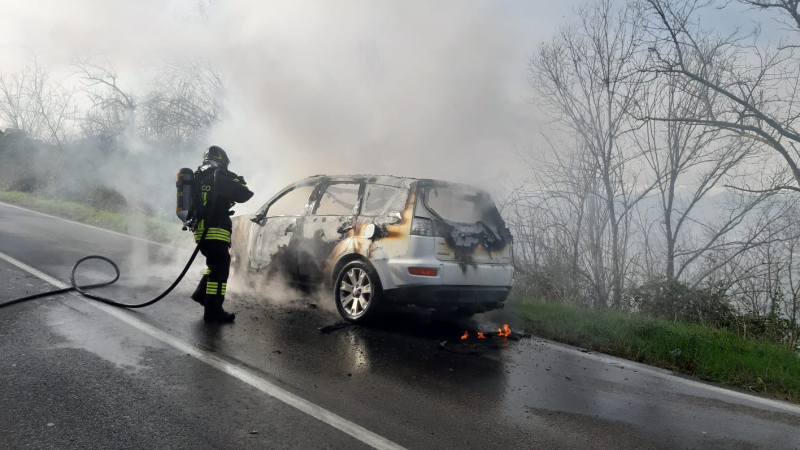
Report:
364,223,376,239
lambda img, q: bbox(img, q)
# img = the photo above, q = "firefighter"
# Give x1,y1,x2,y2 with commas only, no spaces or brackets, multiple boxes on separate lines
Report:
190,145,254,322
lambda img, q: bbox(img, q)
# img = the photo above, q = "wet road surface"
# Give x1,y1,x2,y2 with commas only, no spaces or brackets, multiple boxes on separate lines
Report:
1,201,799,449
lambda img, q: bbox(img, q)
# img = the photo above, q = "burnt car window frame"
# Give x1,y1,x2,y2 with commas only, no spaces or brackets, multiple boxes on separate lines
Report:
360,184,402,216
312,181,364,216
258,181,319,220
419,179,504,225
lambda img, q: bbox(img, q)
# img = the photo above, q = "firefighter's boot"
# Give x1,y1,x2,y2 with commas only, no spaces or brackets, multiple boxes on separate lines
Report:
191,275,208,306
203,294,235,323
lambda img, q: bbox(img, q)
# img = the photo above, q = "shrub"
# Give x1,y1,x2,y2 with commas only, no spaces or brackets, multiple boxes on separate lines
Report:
9,175,39,193
512,269,558,299
83,187,129,213
630,278,735,328
734,313,800,346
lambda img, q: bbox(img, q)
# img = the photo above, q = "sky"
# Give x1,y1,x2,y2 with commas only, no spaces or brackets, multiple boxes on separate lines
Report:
0,0,776,208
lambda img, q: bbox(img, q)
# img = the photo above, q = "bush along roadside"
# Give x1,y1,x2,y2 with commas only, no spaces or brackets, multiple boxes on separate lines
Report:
517,298,800,404
0,190,181,244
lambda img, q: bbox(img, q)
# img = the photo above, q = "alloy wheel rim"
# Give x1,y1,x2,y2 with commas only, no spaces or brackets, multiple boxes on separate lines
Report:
339,268,372,318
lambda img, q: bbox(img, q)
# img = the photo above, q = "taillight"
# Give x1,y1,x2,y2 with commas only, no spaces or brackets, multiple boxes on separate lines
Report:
408,267,438,277
410,217,433,236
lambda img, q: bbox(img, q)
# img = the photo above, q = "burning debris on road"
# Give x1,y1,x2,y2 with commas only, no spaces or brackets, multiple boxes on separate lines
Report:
440,324,532,355
497,324,511,338
437,325,531,356
459,324,523,341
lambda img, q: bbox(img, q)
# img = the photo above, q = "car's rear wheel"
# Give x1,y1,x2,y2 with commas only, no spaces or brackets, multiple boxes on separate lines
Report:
334,261,383,323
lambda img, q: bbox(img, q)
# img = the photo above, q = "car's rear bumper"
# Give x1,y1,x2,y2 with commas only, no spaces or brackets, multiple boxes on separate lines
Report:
368,235,513,308
383,285,511,308
371,238,514,288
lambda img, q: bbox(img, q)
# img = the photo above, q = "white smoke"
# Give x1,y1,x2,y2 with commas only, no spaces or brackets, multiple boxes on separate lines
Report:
0,0,571,211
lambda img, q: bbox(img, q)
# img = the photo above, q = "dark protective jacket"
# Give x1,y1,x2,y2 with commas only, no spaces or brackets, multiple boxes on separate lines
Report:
193,166,254,244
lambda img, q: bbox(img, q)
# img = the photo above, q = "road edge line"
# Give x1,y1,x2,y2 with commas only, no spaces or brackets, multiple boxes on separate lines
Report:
0,250,407,450
534,338,800,416
0,200,172,248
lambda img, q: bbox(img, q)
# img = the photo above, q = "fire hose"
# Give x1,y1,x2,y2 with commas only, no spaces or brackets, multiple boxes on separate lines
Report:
0,169,219,310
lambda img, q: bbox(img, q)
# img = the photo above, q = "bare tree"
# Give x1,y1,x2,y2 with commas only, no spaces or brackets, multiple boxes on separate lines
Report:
506,138,600,305
780,215,800,348
0,68,41,134
718,195,800,344
73,56,138,149
773,201,800,347
175,0,217,23
530,0,655,307
635,68,775,282
141,60,225,146
739,1,800,31
0,58,77,147
27,62,78,147
643,0,800,192
73,56,224,150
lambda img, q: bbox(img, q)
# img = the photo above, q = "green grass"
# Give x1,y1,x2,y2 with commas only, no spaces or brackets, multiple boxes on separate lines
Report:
517,298,800,403
0,191,180,244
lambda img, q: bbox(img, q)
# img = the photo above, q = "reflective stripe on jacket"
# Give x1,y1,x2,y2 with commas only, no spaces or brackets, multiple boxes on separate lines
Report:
194,225,232,243
193,168,253,244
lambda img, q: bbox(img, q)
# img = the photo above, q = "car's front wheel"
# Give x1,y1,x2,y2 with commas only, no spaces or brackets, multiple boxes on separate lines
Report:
334,261,383,323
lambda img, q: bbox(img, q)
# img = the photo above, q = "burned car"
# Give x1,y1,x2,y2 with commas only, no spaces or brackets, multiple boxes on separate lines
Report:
230,175,514,322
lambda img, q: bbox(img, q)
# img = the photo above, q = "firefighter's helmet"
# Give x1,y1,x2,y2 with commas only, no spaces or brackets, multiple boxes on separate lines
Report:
203,145,230,170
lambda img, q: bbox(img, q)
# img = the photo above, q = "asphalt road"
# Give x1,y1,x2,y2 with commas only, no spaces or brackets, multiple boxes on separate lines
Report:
1,201,799,450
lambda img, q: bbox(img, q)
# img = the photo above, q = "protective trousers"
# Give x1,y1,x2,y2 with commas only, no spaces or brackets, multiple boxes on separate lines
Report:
191,240,231,314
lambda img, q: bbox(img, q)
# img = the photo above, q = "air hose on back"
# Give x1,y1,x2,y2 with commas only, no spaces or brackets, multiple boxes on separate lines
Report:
0,169,219,310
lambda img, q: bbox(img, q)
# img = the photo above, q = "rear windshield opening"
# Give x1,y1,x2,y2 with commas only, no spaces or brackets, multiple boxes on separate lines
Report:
423,182,502,225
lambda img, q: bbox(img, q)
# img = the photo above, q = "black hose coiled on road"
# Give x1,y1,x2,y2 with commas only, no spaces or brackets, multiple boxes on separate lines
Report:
0,242,203,309
0,169,218,310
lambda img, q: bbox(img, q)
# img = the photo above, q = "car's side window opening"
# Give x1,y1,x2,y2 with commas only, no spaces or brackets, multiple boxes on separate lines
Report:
361,185,400,216
266,185,316,217
315,183,360,215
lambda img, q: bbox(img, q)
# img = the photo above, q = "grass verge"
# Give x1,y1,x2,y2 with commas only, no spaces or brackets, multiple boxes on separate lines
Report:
518,298,800,403
0,190,180,244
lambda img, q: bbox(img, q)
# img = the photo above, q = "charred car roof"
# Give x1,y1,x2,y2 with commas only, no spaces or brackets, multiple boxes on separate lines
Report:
277,174,488,191
262,174,493,208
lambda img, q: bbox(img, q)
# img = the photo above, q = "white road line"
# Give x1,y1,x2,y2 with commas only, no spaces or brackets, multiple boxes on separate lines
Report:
0,250,407,450
0,201,172,248
533,339,800,416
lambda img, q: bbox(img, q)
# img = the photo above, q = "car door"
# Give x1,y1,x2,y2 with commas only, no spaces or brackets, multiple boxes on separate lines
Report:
248,182,317,278
296,181,363,281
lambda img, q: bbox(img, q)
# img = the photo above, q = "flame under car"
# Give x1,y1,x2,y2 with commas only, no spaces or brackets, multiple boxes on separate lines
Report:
230,175,514,322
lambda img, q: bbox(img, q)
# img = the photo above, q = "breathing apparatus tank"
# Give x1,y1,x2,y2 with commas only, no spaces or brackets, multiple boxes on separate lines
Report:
176,168,194,225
